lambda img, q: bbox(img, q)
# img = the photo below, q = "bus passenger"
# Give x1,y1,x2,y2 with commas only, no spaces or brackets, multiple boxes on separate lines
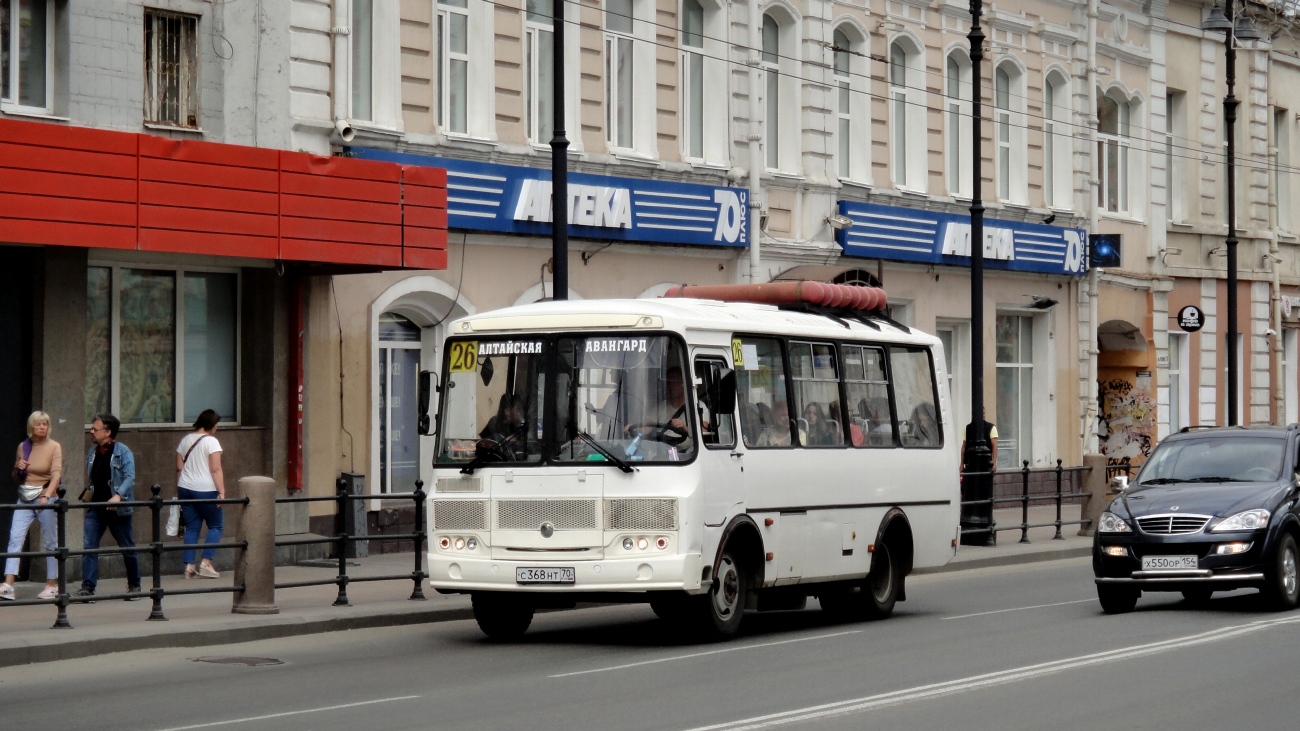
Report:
802,402,837,446
759,401,792,447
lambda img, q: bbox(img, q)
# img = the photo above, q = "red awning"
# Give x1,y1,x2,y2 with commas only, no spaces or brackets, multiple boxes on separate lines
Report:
0,118,447,269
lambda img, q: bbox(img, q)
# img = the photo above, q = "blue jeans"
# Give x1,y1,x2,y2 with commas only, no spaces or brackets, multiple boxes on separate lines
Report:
82,508,140,591
179,487,224,564
5,497,58,579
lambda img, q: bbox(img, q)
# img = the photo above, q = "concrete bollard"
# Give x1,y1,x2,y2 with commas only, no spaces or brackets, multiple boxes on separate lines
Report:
1078,453,1108,537
232,476,279,615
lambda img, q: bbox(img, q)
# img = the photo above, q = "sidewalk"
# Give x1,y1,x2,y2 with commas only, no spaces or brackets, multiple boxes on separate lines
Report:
0,505,1091,667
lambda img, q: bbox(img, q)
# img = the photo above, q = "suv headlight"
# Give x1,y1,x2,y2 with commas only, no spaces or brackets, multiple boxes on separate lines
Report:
1211,509,1271,532
1098,512,1132,533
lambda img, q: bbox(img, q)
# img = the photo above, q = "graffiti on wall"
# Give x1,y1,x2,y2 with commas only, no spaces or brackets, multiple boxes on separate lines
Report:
1098,372,1155,462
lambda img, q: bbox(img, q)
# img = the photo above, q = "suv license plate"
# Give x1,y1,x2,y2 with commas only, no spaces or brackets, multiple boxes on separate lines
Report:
1141,555,1198,571
516,567,575,584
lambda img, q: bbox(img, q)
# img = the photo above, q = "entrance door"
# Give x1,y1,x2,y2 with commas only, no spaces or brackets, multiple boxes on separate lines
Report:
693,350,742,526
379,314,422,493
0,248,34,564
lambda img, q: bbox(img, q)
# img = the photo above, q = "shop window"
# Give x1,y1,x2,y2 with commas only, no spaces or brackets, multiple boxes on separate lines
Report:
995,314,1034,468
85,266,238,426
1,0,54,113
378,313,422,493
144,9,199,128
789,341,843,447
735,336,792,448
843,344,893,448
436,0,469,134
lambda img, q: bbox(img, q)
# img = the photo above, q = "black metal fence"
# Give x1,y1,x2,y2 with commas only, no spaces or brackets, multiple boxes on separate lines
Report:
960,460,1093,543
0,479,428,629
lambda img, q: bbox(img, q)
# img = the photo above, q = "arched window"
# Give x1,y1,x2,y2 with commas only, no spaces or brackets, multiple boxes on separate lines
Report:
834,28,851,179
945,50,972,197
1043,73,1072,209
993,62,1027,203
1098,93,1131,213
889,39,924,191
378,312,423,494
763,13,781,169
605,0,635,149
680,0,705,159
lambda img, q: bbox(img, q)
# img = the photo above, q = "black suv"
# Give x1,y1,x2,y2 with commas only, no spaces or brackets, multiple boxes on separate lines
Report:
1093,425,1300,613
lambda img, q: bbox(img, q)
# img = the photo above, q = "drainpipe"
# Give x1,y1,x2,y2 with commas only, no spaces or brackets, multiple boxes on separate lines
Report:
746,0,763,282
1269,106,1284,423
1083,0,1101,452
331,0,355,141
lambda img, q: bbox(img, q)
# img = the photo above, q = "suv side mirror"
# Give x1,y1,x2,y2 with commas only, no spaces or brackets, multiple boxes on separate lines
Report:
418,370,436,436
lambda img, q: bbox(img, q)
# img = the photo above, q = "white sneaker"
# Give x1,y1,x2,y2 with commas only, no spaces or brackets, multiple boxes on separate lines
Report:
37,585,59,600
0,583,14,600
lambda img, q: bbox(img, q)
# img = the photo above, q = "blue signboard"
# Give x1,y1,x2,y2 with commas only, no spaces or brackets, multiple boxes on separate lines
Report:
350,148,748,248
835,201,1088,276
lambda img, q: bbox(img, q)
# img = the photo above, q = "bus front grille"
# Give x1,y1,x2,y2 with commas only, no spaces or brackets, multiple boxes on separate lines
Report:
496,499,599,531
605,499,678,531
432,499,488,531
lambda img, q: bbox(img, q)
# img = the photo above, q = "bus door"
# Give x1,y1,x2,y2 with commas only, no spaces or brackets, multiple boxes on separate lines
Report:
692,351,740,526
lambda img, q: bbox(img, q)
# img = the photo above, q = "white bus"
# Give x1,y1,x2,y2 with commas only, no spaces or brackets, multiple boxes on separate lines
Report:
424,284,960,639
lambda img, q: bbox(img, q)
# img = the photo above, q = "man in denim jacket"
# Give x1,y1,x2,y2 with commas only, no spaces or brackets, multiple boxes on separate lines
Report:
79,413,141,601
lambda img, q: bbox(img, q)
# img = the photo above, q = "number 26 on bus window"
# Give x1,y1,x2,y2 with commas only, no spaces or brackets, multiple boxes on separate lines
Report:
449,341,479,373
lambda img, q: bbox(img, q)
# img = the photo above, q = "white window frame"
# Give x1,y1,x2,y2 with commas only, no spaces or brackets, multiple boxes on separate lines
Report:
1275,107,1291,232
995,313,1037,469
680,0,705,161
1167,90,1188,222
889,37,925,192
1,0,54,115
604,0,636,151
349,0,401,130
762,12,781,171
833,28,851,180
1044,71,1072,210
1285,328,1298,425
944,50,972,198
523,2,555,146
1166,332,1189,435
436,0,470,135
762,8,799,173
85,261,242,427
1098,93,1132,215
993,61,1027,204
143,9,200,129
377,315,424,495
935,320,970,432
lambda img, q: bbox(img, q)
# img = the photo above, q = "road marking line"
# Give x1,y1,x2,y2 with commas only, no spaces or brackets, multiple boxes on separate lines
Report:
676,614,1300,731
549,630,862,678
942,598,1095,619
151,695,422,731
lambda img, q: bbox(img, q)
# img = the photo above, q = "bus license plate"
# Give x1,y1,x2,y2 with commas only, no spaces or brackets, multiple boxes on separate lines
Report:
516,567,575,584
1141,555,1198,571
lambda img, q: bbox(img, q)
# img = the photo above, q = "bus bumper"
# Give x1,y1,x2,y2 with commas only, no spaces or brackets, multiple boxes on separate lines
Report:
427,552,705,593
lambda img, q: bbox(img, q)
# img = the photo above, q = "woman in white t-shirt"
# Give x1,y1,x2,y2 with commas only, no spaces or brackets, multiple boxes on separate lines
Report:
176,409,226,579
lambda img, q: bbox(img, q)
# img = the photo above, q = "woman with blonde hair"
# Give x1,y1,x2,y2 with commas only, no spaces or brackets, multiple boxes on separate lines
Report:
176,409,226,579
1,412,63,601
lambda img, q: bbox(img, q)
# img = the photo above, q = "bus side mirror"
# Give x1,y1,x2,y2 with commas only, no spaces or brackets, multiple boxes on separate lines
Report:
717,368,737,414
418,370,435,436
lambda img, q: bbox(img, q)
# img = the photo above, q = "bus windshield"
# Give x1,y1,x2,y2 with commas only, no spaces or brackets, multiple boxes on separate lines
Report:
435,338,547,465
434,334,696,467
552,335,696,464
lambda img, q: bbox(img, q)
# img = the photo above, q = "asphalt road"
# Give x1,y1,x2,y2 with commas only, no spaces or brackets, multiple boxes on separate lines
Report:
5,558,1297,731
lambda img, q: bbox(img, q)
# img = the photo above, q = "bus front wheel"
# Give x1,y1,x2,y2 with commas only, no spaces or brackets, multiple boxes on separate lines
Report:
689,550,748,640
471,592,535,640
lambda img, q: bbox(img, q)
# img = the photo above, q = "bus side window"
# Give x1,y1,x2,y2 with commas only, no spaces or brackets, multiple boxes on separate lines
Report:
694,357,736,449
890,347,942,448
735,336,792,448
789,341,844,447
843,345,894,448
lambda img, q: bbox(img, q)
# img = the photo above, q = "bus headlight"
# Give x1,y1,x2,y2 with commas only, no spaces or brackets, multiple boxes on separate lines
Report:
637,537,649,551
466,537,478,551
623,537,635,551
454,537,466,550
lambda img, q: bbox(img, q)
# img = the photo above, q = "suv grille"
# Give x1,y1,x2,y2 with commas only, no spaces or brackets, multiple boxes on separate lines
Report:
496,499,598,530
605,499,678,531
1137,514,1211,535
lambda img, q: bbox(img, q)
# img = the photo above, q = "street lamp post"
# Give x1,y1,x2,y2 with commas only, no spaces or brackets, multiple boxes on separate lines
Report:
550,2,570,301
1203,2,1262,425
962,0,994,545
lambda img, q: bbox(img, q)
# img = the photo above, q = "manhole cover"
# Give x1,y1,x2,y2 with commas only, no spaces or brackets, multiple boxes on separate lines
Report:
193,656,284,666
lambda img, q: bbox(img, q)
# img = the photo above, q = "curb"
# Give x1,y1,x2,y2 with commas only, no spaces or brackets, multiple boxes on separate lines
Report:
0,604,475,668
916,545,1093,575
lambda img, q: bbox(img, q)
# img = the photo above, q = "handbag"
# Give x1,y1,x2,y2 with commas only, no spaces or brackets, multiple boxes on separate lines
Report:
78,486,93,502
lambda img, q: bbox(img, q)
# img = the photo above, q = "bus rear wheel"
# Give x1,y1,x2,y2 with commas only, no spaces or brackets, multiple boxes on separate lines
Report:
688,550,748,640
820,542,901,622
471,592,535,640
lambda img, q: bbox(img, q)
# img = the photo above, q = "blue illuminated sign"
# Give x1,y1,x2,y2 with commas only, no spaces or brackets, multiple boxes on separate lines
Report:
350,148,748,248
836,201,1088,276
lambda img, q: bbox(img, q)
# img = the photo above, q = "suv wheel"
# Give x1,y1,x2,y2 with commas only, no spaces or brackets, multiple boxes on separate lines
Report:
1262,533,1300,612
1097,584,1139,614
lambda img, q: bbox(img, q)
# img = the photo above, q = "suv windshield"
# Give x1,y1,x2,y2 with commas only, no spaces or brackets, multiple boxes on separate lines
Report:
1136,435,1287,485
434,334,697,467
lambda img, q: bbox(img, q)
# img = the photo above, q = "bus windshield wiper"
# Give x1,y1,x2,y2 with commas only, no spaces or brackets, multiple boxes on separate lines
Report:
574,429,635,473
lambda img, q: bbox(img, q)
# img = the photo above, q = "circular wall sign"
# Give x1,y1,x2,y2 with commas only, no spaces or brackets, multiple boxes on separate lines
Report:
1177,305,1204,333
